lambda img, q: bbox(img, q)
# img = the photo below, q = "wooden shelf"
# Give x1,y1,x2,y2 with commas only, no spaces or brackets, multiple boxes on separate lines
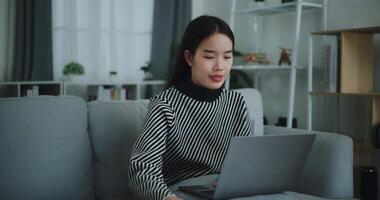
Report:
232,64,305,71
309,25,380,199
311,26,380,36
0,81,63,97
235,1,323,16
309,92,380,97
0,81,62,85
63,80,166,86
309,26,380,148
63,80,167,101
0,80,167,100
354,144,376,152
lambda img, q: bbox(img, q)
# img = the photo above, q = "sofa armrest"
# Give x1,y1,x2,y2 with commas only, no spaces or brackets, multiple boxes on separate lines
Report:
264,125,353,199
0,96,94,200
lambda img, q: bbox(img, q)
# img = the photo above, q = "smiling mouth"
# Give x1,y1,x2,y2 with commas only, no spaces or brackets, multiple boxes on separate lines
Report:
209,75,224,82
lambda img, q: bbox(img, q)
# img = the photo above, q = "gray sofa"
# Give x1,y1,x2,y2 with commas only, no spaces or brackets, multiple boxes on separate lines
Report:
0,88,354,200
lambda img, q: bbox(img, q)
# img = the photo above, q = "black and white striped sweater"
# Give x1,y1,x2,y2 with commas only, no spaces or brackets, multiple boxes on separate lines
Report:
128,81,251,200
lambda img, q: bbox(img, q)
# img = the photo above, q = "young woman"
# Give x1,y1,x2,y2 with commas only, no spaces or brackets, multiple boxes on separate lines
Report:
128,15,252,200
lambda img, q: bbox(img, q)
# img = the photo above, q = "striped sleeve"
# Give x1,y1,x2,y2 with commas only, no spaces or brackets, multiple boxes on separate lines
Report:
128,98,174,200
240,94,252,137
230,92,252,137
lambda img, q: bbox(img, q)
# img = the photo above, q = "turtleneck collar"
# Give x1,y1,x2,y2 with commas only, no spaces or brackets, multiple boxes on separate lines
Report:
174,79,223,102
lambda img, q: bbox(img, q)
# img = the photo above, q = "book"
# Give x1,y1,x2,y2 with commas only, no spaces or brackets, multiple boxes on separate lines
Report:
102,86,112,101
324,36,339,93
32,85,39,96
26,89,33,97
98,86,111,101
120,87,127,100
97,86,104,100
111,86,122,100
364,99,373,148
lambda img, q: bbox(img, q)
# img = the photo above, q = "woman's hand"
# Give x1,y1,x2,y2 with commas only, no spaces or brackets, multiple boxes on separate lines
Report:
213,181,218,188
165,195,182,200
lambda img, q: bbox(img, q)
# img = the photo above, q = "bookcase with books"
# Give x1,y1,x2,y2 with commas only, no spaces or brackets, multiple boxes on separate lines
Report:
229,0,326,128
323,35,339,93
307,26,380,196
0,80,166,101
63,80,166,102
0,81,62,97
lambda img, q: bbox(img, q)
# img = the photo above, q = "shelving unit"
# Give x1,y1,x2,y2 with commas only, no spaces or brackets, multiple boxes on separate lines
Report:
63,80,166,101
0,80,166,101
228,64,306,89
0,81,63,97
308,26,380,131
234,1,323,16
308,26,380,197
232,64,305,70
229,0,326,128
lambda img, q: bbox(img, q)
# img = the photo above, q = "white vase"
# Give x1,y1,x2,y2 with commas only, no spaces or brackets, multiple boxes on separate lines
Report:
143,72,153,80
108,74,119,83
66,74,84,83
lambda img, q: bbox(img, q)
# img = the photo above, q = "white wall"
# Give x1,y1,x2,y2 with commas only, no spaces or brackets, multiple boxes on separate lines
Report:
192,0,380,129
192,0,232,23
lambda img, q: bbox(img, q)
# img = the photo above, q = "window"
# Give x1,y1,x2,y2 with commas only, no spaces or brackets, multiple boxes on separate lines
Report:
52,0,154,82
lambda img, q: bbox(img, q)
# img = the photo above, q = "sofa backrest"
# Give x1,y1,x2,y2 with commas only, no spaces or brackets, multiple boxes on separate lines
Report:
234,88,264,136
264,126,354,198
87,100,149,199
0,96,94,200
87,88,263,199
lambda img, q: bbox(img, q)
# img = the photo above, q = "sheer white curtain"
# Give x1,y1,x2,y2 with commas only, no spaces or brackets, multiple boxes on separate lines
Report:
52,0,154,82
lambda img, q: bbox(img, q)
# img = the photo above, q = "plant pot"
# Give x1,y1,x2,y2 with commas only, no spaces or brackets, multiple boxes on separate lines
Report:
233,56,245,66
254,0,265,6
143,72,154,80
108,74,119,83
66,74,84,82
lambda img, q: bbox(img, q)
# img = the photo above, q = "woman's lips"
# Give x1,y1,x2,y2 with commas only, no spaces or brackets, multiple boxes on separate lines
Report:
209,75,224,82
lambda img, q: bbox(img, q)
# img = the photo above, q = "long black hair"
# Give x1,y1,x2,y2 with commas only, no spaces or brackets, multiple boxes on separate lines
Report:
167,15,235,88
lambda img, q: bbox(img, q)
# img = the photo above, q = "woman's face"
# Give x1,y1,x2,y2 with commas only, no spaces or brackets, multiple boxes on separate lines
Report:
185,33,233,89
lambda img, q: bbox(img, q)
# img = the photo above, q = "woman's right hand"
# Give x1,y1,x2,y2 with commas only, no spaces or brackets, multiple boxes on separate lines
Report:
165,195,182,200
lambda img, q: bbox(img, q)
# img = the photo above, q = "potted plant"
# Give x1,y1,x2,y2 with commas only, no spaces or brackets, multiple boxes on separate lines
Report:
233,50,245,65
141,61,153,80
109,70,118,82
254,0,265,6
63,61,85,82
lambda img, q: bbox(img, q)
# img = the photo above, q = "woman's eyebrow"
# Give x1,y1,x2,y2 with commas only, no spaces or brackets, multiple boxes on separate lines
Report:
203,49,215,53
202,49,233,53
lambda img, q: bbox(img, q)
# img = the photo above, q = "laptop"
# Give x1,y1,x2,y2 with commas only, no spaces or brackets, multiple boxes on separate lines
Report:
178,133,316,199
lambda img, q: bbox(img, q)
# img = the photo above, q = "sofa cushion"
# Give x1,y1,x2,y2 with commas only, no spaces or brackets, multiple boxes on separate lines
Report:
296,131,353,198
234,88,264,136
264,126,354,199
169,175,337,200
88,100,149,200
0,96,94,200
